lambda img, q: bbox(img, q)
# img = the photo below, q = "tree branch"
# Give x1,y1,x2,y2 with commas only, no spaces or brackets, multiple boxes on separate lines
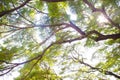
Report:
56,37,85,44
68,22,120,41
26,4,48,14
0,22,119,76
0,0,31,17
69,21,86,36
72,57,120,79
87,30,120,41
83,0,120,29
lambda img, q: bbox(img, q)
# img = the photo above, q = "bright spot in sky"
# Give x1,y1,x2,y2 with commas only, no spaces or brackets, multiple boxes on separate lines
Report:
97,14,108,23
66,7,77,20
33,29,42,43
35,13,41,21
19,23,26,27
70,14,77,21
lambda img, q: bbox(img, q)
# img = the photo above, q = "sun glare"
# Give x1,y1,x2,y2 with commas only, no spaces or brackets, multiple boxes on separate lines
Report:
97,14,108,23
19,23,26,28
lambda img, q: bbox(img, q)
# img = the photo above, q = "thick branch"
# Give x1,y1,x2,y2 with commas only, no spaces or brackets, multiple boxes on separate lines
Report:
0,0,31,17
68,22,120,41
69,21,86,36
96,33,120,41
3,20,119,42
87,30,120,41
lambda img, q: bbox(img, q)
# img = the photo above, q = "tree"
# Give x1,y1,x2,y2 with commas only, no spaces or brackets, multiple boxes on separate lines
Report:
0,0,120,80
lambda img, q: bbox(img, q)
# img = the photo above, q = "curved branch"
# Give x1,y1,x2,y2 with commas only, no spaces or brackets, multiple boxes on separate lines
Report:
0,0,31,17
26,4,48,14
68,22,120,41
83,0,120,29
72,57,120,79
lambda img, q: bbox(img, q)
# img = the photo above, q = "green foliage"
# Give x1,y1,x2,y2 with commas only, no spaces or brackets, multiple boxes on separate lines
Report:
85,38,96,47
0,0,120,80
47,2,67,24
35,0,44,10
101,0,119,7
96,45,120,74
0,47,18,62
15,60,61,80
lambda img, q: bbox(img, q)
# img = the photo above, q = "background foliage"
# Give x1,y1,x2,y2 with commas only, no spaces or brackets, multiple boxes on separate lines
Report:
0,0,120,80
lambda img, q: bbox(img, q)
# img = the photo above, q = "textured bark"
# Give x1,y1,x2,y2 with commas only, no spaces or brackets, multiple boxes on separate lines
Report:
95,33,120,41
87,30,120,41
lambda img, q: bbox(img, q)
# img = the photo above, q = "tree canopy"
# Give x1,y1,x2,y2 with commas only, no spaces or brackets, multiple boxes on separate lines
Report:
0,0,120,80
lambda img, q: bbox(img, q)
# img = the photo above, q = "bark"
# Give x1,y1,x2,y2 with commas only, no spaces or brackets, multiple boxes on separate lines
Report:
95,33,120,41
87,30,120,41
68,22,120,41
69,21,86,36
